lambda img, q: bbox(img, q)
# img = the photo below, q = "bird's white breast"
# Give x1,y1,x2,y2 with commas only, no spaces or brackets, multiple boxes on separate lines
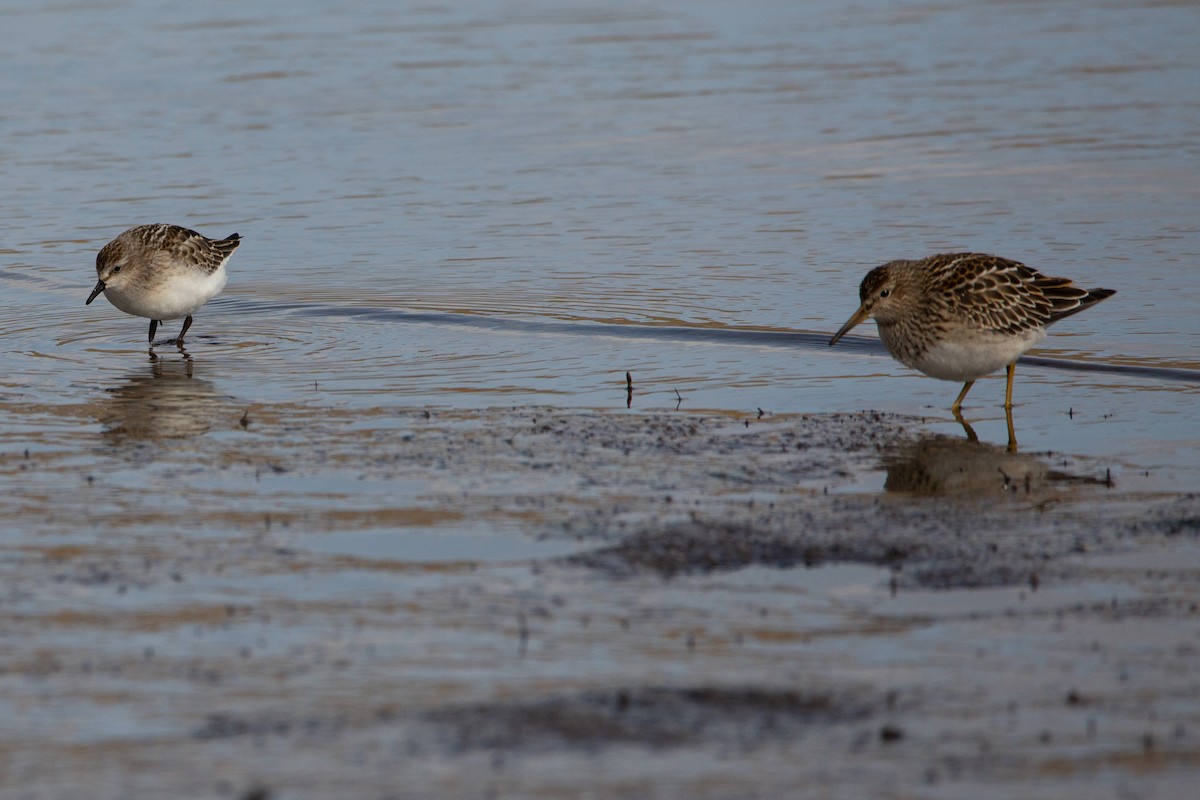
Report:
104,263,228,320
882,324,1045,382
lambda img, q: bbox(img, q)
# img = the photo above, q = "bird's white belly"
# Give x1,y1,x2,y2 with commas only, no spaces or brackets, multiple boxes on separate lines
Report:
104,265,228,320
900,328,1045,382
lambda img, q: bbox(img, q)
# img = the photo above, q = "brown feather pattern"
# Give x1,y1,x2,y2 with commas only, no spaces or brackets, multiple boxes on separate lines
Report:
863,253,1114,339
97,223,240,276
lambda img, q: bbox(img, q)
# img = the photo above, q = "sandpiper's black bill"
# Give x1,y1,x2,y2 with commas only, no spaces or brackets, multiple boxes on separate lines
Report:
829,303,871,346
85,280,106,305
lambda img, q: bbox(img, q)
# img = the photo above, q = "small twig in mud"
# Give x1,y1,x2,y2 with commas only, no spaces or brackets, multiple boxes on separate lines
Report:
517,612,529,657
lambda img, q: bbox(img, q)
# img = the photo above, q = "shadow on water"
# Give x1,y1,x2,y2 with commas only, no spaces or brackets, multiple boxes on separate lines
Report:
274,300,1200,386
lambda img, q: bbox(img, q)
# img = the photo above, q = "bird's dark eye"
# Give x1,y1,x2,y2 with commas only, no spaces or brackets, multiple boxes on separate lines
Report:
879,289,890,298
112,265,122,273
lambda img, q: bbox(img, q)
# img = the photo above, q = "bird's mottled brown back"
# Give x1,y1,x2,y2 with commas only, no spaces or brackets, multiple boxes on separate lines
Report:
919,253,1112,336
113,223,240,275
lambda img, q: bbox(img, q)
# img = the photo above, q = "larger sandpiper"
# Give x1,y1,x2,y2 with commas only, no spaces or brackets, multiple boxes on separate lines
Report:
86,223,241,345
828,252,1115,411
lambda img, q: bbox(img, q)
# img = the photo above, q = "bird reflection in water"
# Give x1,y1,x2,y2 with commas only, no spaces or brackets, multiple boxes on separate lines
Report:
99,355,230,441
954,406,1018,453
881,431,1109,498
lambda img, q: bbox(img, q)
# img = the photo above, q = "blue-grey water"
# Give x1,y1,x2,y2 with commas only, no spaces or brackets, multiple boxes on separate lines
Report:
2,2,1200,796
4,0,1197,489
4,1,1198,453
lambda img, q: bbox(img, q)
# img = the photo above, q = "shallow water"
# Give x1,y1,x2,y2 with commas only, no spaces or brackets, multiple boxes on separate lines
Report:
2,1,1200,796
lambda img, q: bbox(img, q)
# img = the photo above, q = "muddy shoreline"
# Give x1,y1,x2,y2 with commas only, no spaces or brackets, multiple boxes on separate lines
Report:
2,405,1198,799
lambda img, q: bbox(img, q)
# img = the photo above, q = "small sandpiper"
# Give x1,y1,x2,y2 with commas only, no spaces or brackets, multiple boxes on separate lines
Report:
828,252,1115,411
86,223,241,345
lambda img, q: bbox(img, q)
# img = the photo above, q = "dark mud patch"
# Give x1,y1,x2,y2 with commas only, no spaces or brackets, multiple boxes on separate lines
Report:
571,520,837,578
569,487,1200,590
192,684,880,756
193,711,350,742
422,685,877,753
353,407,914,495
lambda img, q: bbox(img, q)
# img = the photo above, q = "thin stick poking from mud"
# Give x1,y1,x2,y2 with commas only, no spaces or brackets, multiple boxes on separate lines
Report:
517,612,529,657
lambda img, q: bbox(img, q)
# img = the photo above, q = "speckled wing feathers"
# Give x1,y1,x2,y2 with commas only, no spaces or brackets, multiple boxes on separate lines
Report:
99,224,240,277
1036,277,1116,325
924,253,1108,335
134,224,240,274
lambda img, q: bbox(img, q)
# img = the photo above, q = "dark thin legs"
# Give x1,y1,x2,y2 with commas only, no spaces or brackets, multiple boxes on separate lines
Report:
148,316,192,346
178,315,193,343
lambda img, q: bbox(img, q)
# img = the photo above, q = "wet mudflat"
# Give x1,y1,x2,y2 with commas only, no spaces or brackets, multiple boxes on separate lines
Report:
3,393,1198,799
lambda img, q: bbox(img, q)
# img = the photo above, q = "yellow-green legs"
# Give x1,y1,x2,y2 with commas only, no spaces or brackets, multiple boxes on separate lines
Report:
950,380,975,414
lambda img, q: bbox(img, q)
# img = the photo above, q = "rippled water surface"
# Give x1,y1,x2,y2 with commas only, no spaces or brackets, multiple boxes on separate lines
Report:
6,2,1199,434
8,8,1199,405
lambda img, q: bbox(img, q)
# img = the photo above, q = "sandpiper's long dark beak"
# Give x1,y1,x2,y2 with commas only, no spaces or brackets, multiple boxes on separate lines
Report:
86,279,106,305
829,303,871,346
